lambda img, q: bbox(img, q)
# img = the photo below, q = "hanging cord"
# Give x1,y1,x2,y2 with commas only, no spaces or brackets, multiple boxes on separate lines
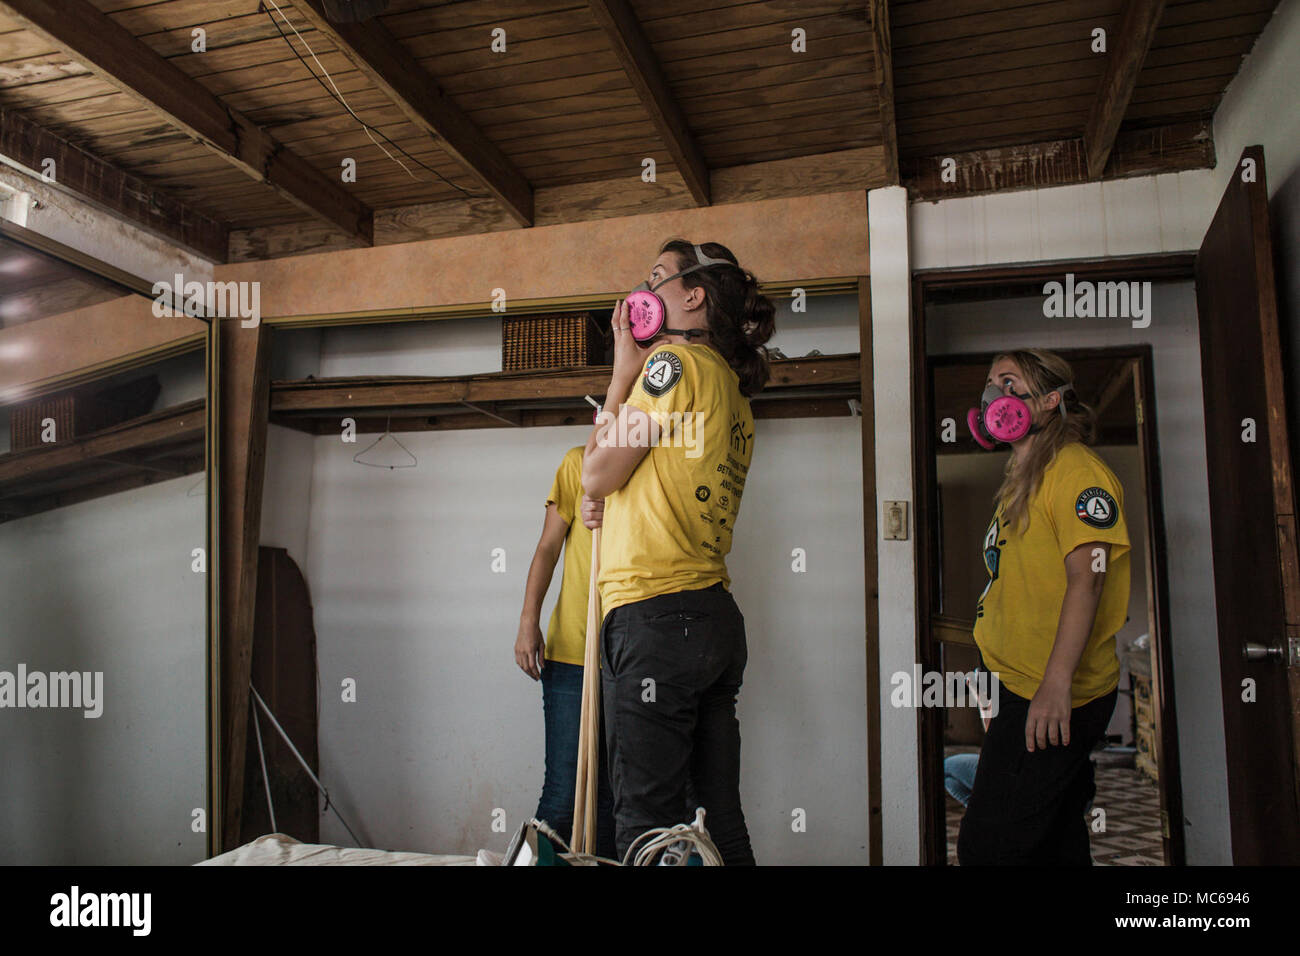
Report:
250,697,278,833
259,0,481,197
249,683,364,847
523,811,723,866
622,808,725,866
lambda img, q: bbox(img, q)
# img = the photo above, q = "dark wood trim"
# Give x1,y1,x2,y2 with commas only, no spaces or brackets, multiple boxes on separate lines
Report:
914,252,1196,291
0,0,373,246
910,270,947,864
912,260,1194,866
868,0,899,185
858,276,883,865
217,319,271,852
587,0,711,207
0,400,203,485
1094,357,1136,419
903,120,1213,201
1134,347,1185,866
1084,0,1168,180
206,317,221,860
293,0,534,228
269,354,860,416
0,108,228,263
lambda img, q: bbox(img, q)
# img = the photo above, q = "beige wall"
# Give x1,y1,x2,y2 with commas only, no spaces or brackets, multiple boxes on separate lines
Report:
215,190,870,319
0,292,202,399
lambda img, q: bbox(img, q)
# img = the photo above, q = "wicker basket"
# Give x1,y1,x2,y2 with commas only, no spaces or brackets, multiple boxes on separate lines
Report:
10,375,161,450
502,312,605,372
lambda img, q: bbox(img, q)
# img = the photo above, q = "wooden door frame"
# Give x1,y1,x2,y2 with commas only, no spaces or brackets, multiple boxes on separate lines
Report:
910,253,1193,866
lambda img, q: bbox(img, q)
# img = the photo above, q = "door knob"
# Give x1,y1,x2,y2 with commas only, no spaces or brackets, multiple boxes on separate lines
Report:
1242,642,1282,662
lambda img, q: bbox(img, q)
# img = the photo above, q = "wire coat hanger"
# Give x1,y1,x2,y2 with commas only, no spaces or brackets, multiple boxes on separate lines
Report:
353,414,417,469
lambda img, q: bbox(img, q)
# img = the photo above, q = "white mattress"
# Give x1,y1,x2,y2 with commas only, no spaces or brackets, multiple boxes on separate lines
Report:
197,833,478,866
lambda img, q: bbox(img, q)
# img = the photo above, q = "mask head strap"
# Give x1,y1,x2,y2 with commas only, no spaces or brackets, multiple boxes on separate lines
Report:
644,243,732,292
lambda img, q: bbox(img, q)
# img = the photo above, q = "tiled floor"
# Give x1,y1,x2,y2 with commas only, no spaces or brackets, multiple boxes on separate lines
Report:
945,762,1165,865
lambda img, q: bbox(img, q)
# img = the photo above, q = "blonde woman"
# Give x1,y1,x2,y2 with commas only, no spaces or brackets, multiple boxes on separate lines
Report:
957,349,1131,866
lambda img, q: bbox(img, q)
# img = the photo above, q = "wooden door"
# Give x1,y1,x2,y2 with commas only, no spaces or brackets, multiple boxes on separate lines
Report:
1195,145,1300,863
240,546,320,845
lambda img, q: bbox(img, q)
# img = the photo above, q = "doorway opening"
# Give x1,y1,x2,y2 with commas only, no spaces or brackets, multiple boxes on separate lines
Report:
912,257,1192,867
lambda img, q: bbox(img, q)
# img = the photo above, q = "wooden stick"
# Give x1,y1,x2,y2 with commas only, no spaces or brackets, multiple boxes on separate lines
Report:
570,525,602,853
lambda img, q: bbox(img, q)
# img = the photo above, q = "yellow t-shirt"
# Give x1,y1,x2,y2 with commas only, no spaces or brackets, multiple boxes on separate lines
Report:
972,442,1131,706
544,445,593,666
597,344,754,615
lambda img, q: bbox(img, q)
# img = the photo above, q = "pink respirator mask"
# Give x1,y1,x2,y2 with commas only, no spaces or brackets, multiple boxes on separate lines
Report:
967,383,1071,449
625,244,732,343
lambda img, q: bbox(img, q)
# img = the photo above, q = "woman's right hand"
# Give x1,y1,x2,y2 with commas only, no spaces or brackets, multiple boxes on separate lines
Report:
514,620,545,680
581,494,604,530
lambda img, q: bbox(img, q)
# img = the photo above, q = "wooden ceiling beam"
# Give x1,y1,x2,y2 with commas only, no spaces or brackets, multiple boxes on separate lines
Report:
0,0,373,247
587,0,711,206
292,0,534,228
868,0,899,185
1083,0,1168,180
0,108,229,263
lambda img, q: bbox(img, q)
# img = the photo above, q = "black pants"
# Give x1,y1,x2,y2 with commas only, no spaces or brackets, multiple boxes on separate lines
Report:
599,582,755,865
956,684,1117,866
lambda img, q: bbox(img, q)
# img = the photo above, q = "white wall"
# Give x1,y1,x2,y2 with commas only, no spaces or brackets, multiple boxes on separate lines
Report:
910,168,1219,271
0,476,207,864
261,293,872,863
1211,0,1300,477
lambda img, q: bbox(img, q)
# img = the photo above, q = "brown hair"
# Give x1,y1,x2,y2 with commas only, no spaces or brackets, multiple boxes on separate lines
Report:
992,348,1097,531
659,238,776,397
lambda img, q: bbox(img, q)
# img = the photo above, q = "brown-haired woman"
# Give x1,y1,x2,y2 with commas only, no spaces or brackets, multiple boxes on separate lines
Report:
580,238,775,864
957,348,1131,865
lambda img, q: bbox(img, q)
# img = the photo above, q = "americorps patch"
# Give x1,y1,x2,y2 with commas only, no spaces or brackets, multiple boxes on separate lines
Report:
1075,487,1118,529
642,350,683,397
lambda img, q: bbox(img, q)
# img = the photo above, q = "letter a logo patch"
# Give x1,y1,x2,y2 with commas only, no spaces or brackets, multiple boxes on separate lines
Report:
642,351,683,397
1075,487,1118,529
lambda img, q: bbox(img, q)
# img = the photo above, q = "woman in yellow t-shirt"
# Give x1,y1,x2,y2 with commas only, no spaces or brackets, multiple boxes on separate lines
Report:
957,348,1130,866
581,238,774,865
513,445,615,859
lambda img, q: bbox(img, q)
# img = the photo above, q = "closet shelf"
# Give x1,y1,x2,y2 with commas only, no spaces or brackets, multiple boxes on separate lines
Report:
269,353,864,433
0,399,205,523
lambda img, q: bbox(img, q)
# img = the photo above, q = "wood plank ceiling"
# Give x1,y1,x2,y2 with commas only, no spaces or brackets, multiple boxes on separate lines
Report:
0,0,1281,262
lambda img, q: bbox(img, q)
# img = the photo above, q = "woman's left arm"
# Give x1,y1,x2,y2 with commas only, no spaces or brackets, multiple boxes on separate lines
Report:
1026,541,1109,752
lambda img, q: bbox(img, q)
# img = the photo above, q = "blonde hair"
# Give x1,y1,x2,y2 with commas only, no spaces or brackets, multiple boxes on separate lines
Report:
992,349,1097,531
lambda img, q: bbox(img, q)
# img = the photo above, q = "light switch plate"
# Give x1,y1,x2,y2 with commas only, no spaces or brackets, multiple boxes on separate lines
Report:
883,500,909,540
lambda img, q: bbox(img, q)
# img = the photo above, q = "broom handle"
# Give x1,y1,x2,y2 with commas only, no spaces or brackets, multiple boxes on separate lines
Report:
570,525,602,853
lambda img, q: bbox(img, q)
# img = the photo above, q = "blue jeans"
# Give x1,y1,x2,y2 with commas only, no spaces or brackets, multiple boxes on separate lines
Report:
535,660,617,860
945,753,980,807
